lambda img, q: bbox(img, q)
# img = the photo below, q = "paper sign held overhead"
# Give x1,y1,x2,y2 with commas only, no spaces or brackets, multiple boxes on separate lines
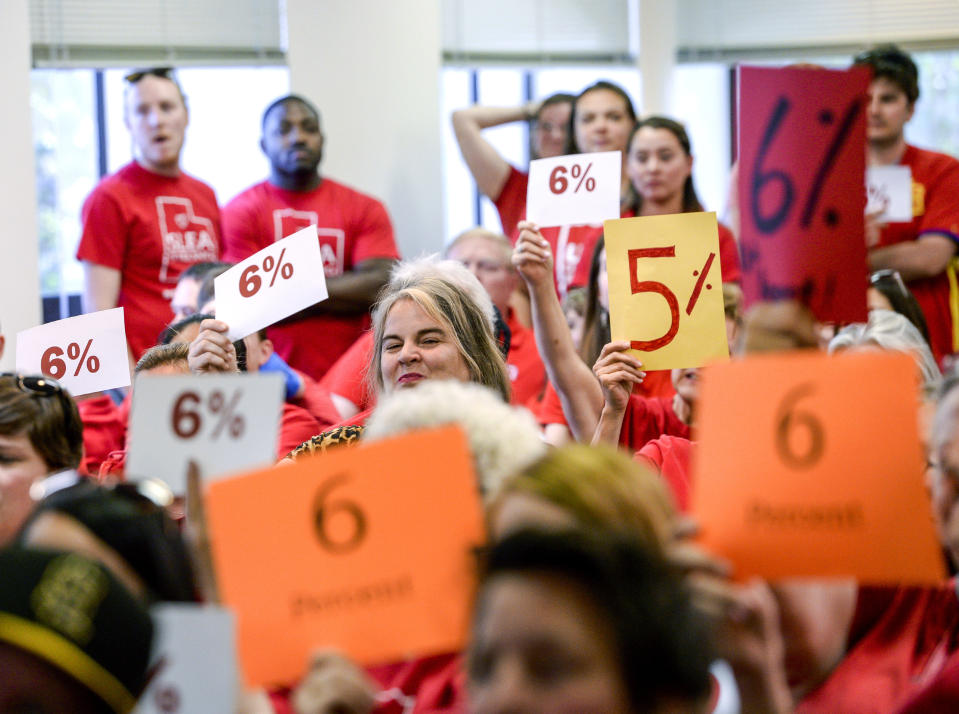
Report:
126,373,284,493
737,65,869,323
691,349,945,584
215,225,329,341
866,165,913,223
205,425,485,687
526,151,621,227
605,212,729,370
133,604,236,714
16,308,130,396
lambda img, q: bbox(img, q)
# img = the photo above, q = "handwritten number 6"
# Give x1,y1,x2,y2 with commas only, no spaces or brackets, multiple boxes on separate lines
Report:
751,96,796,235
313,473,367,554
775,383,824,469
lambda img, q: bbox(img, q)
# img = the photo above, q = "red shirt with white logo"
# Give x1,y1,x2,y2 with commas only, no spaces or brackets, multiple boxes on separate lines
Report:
77,162,221,359
222,179,399,380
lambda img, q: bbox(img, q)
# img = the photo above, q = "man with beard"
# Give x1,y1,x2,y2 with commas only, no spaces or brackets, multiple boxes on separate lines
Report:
222,95,399,380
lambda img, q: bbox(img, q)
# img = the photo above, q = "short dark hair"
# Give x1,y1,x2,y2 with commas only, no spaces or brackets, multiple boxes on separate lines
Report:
195,263,234,312
261,94,321,131
179,261,226,282
0,375,83,471
567,80,638,154
536,92,575,120
471,529,713,711
135,342,190,374
158,313,213,346
17,480,199,602
853,44,920,104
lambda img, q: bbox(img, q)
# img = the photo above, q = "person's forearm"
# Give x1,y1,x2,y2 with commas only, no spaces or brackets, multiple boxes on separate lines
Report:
527,280,603,440
281,259,394,320
868,236,955,281
592,403,626,446
452,103,535,131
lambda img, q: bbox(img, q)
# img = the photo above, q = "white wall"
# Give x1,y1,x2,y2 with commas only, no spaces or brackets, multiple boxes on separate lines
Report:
0,0,41,370
285,0,445,260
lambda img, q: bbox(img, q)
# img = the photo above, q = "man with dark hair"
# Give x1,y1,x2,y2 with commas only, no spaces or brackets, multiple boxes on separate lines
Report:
221,94,399,381
853,45,959,364
77,68,221,364
169,260,230,321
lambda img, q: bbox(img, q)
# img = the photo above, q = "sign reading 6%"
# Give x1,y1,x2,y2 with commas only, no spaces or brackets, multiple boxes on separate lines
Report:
171,389,246,440
41,339,101,378
240,247,295,298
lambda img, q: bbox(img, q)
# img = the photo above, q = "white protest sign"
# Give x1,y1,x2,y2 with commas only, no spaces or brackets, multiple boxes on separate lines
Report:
215,225,329,341
16,308,130,396
133,604,236,714
126,373,284,493
526,151,621,227
866,165,913,223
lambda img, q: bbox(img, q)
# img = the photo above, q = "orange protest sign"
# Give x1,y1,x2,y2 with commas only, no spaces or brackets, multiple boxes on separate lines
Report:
691,350,945,584
605,212,729,370
204,425,485,687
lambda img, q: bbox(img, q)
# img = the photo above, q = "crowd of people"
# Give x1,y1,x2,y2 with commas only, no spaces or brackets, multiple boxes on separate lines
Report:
3,42,959,713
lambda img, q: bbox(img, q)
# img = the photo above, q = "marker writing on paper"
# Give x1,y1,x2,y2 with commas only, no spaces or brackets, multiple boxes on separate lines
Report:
290,574,414,617
746,501,864,530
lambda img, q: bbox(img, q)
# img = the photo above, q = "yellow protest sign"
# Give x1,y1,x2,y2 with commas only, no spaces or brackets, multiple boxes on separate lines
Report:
604,212,729,370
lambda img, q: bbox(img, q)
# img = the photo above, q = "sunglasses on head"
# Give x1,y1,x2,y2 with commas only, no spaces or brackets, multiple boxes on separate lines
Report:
124,67,175,84
870,268,909,293
0,372,65,397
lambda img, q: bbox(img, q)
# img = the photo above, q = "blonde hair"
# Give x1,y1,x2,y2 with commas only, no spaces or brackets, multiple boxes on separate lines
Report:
488,444,676,555
369,276,511,402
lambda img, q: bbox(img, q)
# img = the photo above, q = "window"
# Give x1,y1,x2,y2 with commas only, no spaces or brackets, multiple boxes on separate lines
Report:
31,65,290,320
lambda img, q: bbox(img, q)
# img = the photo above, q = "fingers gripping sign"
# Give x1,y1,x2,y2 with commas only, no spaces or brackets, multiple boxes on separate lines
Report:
604,212,730,370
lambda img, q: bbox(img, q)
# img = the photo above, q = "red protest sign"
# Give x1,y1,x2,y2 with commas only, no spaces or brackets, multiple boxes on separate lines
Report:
737,65,869,322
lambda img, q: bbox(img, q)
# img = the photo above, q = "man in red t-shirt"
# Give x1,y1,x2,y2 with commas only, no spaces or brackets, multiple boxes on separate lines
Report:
854,46,959,365
221,95,399,381
77,68,221,364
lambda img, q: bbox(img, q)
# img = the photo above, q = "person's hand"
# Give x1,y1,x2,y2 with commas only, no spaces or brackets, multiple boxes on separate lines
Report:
187,319,238,373
291,650,378,714
865,204,887,249
512,221,554,289
592,341,645,412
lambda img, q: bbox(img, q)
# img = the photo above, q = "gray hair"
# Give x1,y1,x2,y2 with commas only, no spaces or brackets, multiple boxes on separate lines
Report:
829,308,941,399
364,380,546,499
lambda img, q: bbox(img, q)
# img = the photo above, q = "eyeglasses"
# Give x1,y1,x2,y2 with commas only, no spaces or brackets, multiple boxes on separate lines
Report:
870,268,909,294
123,67,175,84
0,372,65,397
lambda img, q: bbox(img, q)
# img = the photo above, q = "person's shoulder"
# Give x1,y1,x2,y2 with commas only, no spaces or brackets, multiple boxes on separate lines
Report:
87,162,139,197
906,144,959,174
319,176,388,208
177,170,219,196
223,180,272,210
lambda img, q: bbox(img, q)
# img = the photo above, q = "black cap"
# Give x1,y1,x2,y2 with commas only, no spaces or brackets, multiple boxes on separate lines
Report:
0,547,154,713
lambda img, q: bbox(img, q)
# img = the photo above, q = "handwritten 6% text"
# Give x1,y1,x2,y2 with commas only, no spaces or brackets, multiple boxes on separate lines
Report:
171,389,246,440
41,339,101,378
240,248,294,298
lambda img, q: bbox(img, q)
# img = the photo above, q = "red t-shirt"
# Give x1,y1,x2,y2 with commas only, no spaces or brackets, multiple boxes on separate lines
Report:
319,330,376,413
493,166,528,243
277,403,322,460
798,579,959,713
76,395,126,478
536,371,676,428
77,162,221,360
876,145,959,363
222,179,400,380
290,370,342,432
635,434,694,512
